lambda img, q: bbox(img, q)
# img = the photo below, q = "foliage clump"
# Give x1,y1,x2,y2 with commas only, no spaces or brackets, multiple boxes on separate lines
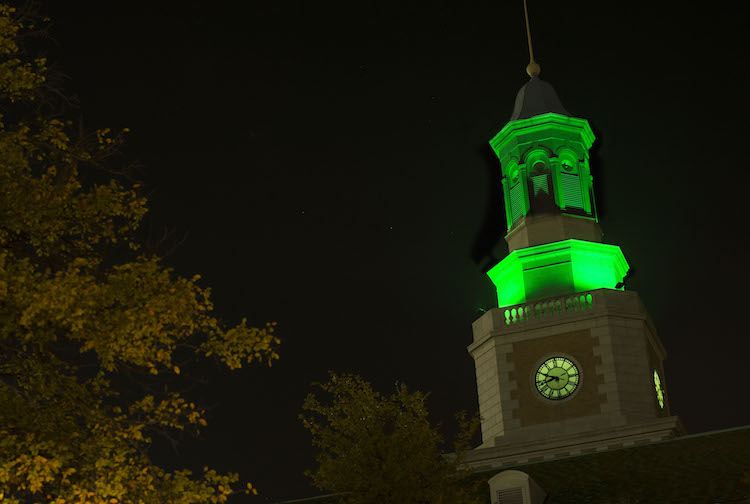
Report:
0,4,277,503
301,373,483,504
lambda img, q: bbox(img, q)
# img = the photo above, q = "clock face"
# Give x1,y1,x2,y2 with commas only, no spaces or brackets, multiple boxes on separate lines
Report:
535,356,580,400
653,369,665,409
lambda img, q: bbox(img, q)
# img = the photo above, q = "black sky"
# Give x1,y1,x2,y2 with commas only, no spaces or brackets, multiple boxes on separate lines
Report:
34,1,750,501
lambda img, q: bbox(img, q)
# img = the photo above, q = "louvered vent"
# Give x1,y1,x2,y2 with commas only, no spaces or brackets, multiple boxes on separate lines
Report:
560,172,583,208
497,487,524,504
531,174,549,196
510,182,524,222
488,470,547,504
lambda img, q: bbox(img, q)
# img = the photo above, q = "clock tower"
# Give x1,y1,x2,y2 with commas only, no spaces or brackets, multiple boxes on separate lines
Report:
464,66,684,469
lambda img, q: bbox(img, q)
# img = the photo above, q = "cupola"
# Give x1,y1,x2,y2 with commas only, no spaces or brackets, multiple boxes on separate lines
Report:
486,68,628,307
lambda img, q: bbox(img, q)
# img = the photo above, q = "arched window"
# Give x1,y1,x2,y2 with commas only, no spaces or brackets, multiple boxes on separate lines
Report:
530,160,550,198
508,165,524,223
558,150,584,210
525,150,555,213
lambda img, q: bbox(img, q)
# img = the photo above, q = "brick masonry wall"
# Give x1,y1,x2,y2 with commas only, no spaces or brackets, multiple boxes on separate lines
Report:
508,328,605,427
470,289,669,448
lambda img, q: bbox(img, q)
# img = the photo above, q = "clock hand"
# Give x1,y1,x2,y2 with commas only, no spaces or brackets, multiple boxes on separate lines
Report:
536,376,558,385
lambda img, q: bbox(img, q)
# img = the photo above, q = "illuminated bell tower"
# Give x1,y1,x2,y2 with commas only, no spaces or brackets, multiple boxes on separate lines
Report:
464,57,683,468
487,76,629,308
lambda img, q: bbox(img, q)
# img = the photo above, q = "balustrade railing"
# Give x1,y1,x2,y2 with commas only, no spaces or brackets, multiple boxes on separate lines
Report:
503,292,594,325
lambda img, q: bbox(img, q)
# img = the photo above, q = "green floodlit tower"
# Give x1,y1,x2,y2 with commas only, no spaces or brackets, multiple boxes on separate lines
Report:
487,72,628,308
463,4,682,475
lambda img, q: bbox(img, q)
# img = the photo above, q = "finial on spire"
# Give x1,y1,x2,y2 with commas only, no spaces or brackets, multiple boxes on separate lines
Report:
522,0,541,77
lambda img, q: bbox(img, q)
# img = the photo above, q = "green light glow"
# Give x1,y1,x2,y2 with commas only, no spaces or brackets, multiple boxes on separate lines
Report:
489,113,598,228
488,239,629,307
653,369,665,409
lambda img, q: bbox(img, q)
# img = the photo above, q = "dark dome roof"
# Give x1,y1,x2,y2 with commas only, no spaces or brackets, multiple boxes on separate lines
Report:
509,75,571,122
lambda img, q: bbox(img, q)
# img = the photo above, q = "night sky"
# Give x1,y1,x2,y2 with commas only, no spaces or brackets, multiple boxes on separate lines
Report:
35,1,750,501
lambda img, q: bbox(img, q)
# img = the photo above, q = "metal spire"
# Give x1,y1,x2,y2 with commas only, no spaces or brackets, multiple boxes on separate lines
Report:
522,0,541,77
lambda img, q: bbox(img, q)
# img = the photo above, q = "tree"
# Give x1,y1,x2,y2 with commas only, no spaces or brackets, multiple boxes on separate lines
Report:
300,373,484,504
0,5,278,503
